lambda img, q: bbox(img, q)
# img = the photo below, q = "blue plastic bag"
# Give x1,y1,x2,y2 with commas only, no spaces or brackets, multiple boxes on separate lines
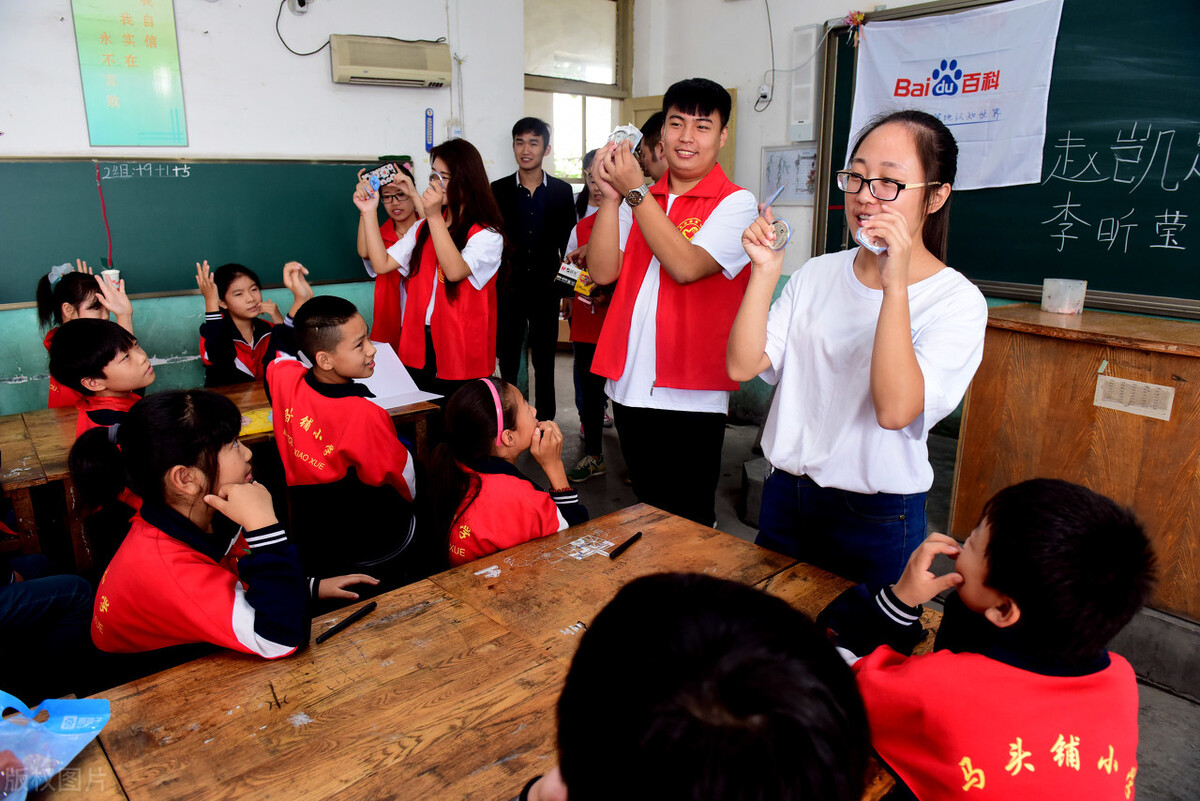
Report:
0,691,109,800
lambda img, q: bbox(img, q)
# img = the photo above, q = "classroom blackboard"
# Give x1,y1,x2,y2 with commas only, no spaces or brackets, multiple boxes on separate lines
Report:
0,160,379,305
818,0,1200,318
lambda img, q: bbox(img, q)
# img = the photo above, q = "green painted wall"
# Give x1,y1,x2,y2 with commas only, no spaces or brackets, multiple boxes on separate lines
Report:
0,281,374,416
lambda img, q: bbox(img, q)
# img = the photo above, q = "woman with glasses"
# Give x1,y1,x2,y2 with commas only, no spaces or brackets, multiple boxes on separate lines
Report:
355,161,423,354
356,139,507,401
727,110,987,586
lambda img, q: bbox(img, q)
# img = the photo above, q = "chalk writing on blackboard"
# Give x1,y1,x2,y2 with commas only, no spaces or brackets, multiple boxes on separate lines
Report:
1038,123,1196,254
99,162,191,180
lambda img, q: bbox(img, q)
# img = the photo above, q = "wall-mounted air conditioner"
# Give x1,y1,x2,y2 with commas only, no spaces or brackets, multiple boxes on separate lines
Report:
330,35,451,88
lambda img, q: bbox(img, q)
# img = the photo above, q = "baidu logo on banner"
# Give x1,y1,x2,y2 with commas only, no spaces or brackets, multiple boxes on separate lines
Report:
893,58,1001,98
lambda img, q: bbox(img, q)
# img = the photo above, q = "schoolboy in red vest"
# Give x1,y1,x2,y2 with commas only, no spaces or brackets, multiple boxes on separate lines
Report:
819,479,1155,801
47,318,156,438
588,78,757,525
267,292,420,592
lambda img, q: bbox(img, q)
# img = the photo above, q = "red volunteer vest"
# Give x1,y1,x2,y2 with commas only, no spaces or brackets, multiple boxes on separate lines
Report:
855,647,1140,801
591,164,750,391
397,221,497,380
372,220,404,353
568,214,608,345
75,394,140,438
44,327,83,408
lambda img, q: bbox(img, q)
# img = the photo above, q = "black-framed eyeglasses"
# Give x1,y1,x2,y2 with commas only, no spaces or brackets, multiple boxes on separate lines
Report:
380,193,408,204
835,170,940,201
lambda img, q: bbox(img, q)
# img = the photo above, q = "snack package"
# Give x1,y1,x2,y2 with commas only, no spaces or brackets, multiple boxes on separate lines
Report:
0,691,110,800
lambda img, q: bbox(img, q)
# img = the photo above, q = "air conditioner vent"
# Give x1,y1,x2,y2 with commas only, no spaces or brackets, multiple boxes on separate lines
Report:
330,34,452,88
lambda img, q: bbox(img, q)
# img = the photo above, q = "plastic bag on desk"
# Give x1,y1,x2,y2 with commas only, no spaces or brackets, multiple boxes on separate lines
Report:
0,691,109,800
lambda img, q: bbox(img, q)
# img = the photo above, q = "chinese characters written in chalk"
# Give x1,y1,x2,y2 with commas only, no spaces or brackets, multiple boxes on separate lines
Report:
1040,123,1197,253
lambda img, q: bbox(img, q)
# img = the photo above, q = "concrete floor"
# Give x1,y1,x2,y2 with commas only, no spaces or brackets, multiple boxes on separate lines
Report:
522,351,1200,800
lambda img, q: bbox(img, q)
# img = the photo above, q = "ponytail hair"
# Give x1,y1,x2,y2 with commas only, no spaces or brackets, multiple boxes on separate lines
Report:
427,378,517,562
37,270,100,330
69,390,242,509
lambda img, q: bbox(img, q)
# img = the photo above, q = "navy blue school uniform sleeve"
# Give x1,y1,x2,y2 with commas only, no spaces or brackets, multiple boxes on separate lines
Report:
549,487,588,528
237,523,311,651
817,583,927,659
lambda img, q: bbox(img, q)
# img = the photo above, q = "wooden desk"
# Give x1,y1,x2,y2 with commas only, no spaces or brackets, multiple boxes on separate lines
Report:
45,508,922,800
0,413,45,555
28,740,128,801
430,504,797,661
21,407,89,569
952,303,1200,620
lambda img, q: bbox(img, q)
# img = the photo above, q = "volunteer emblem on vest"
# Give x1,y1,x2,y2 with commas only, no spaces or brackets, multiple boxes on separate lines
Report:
437,265,446,284
677,217,702,240
457,524,472,539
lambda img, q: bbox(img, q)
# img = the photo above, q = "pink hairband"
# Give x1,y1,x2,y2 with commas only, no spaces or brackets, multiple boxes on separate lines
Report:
481,378,504,447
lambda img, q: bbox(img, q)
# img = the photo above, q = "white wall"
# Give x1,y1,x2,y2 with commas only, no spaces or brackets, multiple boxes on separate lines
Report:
0,0,523,179
632,0,924,268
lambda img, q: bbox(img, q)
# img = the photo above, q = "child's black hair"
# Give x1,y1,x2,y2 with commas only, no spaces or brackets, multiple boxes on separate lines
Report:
575,148,599,218
47,318,137,397
212,263,263,302
848,109,958,261
662,77,732,129
511,116,552,147
557,572,870,801
426,378,517,567
293,295,359,363
70,390,242,509
36,271,101,330
982,478,1155,665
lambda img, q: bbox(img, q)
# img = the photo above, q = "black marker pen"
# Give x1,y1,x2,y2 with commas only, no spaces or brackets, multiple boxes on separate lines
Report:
608,531,642,560
315,601,377,644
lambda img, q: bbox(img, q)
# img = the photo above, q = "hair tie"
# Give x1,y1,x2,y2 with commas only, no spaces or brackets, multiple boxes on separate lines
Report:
480,378,504,447
47,263,74,289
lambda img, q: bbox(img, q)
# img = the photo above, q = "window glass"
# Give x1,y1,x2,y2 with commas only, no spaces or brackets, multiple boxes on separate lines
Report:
524,0,617,84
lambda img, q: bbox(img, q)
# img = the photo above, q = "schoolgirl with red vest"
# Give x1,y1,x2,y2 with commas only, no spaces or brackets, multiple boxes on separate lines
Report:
356,161,423,354
428,378,587,569
71,390,376,658
195,261,312,387
586,79,758,526
354,139,507,402
36,260,134,408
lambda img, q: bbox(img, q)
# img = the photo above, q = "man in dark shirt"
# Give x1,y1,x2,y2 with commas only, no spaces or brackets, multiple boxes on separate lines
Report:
491,117,577,421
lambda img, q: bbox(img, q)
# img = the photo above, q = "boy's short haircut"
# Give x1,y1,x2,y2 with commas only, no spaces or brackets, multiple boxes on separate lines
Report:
662,77,732,129
983,478,1155,665
48,318,138,396
640,111,667,150
557,572,869,801
293,295,359,362
511,117,551,147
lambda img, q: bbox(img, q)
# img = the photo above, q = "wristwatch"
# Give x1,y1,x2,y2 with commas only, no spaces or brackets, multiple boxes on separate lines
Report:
625,184,649,207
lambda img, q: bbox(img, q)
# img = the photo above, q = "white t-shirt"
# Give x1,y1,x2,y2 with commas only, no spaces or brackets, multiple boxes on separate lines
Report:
606,189,758,414
565,204,599,254
759,248,987,494
386,219,504,326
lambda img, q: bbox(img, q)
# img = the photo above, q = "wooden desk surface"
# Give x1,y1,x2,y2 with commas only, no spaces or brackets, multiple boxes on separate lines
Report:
0,414,45,490
430,504,798,661
29,740,128,801
67,510,914,801
987,302,1200,357
21,407,76,482
98,580,564,800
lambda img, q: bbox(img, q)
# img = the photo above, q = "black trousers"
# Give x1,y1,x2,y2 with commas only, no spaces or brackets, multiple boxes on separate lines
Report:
498,288,560,421
612,402,727,526
573,342,607,456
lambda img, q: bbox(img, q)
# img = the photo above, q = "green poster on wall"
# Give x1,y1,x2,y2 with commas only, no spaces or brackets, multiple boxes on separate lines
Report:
71,0,187,146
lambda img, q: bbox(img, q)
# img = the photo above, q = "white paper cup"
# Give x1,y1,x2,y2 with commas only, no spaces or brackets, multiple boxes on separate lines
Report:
1041,278,1086,314
101,269,121,287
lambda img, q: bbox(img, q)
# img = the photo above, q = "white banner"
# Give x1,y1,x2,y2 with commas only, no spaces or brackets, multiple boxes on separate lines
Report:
848,0,1064,190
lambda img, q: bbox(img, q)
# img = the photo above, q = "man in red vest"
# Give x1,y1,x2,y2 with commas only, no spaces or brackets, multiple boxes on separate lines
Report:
588,78,757,525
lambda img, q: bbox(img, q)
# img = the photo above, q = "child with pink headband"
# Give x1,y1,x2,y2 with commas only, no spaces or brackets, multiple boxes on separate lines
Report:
428,377,588,567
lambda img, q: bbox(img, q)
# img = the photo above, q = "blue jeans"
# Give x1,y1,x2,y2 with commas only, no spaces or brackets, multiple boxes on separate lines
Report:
755,470,925,586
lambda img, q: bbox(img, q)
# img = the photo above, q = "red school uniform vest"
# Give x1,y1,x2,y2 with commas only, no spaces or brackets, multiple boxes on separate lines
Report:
396,222,497,381
855,646,1140,801
591,164,751,392
266,359,415,498
372,220,404,353
75,393,140,438
447,469,564,567
44,327,83,409
568,214,609,345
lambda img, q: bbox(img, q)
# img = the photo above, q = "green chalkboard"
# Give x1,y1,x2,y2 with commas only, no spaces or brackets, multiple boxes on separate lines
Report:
0,160,379,305
818,0,1200,317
